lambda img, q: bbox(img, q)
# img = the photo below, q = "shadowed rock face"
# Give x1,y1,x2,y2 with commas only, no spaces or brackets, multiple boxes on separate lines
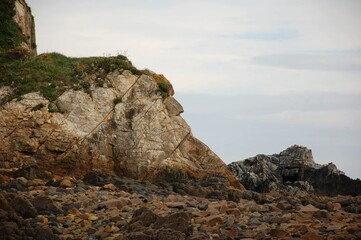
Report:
0,70,242,197
0,0,37,55
229,145,361,196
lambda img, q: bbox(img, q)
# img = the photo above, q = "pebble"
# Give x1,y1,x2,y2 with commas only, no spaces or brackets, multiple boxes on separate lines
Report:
1,174,360,240
60,179,73,188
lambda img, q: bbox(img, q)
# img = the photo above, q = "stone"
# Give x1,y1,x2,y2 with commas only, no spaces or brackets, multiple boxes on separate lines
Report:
16,177,28,185
98,199,128,209
197,204,208,211
35,226,57,240
276,201,293,210
157,228,186,240
332,202,341,211
60,179,73,188
103,183,117,191
34,215,49,224
299,204,320,212
270,228,290,238
205,215,223,227
8,193,37,218
32,195,62,214
226,208,241,217
165,202,187,210
300,232,324,240
163,96,184,116
87,214,98,221
161,212,191,233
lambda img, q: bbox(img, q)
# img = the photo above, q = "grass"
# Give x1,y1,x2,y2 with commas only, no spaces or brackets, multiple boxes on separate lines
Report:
143,70,173,98
0,1,173,103
0,52,145,102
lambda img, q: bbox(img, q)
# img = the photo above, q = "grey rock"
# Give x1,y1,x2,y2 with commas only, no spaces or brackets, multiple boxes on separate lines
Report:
229,145,361,196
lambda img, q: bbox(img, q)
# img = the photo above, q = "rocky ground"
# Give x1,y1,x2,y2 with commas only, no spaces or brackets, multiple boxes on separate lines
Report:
1,170,361,240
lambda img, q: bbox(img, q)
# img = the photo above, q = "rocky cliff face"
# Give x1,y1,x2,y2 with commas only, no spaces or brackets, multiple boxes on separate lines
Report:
0,0,36,55
12,0,36,54
0,68,242,198
229,145,361,196
0,0,242,198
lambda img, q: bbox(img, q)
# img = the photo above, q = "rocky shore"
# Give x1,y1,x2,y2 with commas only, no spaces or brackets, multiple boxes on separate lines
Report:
1,1,361,239
1,169,361,240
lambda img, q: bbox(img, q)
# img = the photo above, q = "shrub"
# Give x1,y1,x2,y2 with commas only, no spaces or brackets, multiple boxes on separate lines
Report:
113,97,122,105
158,81,170,93
41,83,58,101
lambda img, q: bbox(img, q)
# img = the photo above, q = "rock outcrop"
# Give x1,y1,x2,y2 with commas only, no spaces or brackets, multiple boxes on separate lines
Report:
0,0,36,55
12,0,36,54
229,145,361,196
0,0,242,198
0,69,242,197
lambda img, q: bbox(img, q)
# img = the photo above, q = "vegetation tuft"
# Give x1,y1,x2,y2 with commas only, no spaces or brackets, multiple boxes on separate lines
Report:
142,70,173,99
0,52,144,102
113,97,122,105
0,0,173,104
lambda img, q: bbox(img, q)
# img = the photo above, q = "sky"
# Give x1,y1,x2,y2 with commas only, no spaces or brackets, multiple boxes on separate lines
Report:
27,0,361,179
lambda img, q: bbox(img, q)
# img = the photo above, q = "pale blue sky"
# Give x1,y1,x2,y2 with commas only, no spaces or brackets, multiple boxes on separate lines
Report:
27,0,361,178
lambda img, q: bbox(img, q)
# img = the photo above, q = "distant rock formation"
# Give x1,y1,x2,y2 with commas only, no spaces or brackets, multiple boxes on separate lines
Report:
229,145,361,196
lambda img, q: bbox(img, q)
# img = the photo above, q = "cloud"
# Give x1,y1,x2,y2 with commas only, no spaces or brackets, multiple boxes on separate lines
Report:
219,29,298,41
251,53,361,72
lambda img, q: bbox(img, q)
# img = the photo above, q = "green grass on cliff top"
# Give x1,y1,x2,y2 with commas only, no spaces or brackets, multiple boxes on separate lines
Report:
0,52,143,101
0,52,173,102
0,0,172,102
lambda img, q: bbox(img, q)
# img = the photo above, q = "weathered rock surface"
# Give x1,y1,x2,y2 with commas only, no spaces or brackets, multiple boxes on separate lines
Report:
229,145,361,196
12,0,37,54
0,69,241,197
0,0,37,55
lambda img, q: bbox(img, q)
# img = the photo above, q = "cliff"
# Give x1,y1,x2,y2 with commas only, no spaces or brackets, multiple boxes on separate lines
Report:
0,0,36,56
0,54,243,198
0,3,242,197
1,1,361,239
